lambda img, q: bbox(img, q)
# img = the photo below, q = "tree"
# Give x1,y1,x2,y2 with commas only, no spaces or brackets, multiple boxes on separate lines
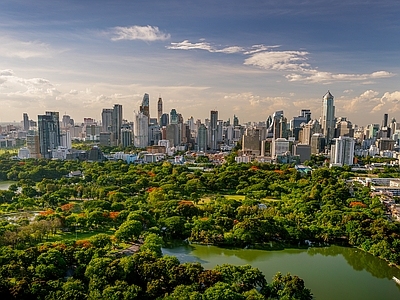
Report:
202,282,244,300
268,272,313,300
115,220,142,243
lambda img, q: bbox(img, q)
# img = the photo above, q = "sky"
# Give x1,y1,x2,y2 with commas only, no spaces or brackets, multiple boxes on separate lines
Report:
1,0,400,126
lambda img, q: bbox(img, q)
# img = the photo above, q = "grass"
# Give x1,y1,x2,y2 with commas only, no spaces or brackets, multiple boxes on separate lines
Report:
199,194,279,204
47,228,115,242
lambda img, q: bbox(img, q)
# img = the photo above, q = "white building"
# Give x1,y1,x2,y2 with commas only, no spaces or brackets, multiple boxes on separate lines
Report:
51,146,69,160
330,136,355,167
271,138,290,158
134,111,149,148
18,147,30,159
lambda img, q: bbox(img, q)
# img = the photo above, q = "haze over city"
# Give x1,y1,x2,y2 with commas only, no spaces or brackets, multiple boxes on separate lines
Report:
1,0,400,125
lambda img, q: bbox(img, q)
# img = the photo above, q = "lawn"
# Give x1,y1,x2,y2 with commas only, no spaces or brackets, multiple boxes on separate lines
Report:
199,194,279,204
47,228,115,242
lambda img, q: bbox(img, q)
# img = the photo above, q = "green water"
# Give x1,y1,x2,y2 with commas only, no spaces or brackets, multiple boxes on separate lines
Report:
163,244,400,300
0,181,16,190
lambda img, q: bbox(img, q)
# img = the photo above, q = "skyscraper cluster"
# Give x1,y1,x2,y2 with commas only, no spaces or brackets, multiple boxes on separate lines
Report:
3,90,397,166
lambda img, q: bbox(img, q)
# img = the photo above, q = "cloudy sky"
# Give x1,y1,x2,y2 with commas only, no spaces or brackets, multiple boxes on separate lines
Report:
1,0,400,126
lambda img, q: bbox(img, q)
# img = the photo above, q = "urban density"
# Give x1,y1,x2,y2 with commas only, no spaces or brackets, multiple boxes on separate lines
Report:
1,91,399,169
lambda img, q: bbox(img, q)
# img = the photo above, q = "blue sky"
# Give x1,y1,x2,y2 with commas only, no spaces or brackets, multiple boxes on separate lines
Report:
1,0,400,125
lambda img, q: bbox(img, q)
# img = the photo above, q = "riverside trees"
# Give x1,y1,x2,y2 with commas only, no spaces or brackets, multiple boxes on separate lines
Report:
0,157,399,297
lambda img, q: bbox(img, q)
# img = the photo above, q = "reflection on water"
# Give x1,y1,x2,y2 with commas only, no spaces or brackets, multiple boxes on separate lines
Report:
163,244,400,300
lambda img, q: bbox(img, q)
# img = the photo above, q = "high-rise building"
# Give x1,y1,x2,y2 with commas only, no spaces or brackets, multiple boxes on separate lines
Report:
197,124,208,152
157,96,163,124
233,115,239,127
121,128,133,147
101,109,113,132
330,136,355,167
140,93,150,122
321,91,335,143
334,117,354,138
160,113,169,127
210,110,218,151
272,138,290,158
242,128,260,156
60,131,72,150
290,110,311,140
310,133,325,154
170,109,178,124
26,130,40,158
62,114,73,129
38,111,61,159
23,113,29,131
266,111,287,139
112,104,123,145
134,111,149,148
383,113,388,128
166,124,180,147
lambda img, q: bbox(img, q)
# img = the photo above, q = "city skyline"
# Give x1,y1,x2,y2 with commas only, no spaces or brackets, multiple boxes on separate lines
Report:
1,1,400,124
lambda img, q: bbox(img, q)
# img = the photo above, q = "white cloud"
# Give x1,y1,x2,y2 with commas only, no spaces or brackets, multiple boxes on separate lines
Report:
217,46,245,54
285,70,394,83
167,40,214,51
111,25,170,41
244,50,309,71
0,36,52,59
167,40,274,54
168,39,394,84
340,90,400,116
243,44,281,55
0,69,14,76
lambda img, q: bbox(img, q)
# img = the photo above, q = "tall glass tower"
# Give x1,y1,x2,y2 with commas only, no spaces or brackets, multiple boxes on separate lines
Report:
157,96,163,124
38,111,60,158
321,91,335,143
140,93,150,122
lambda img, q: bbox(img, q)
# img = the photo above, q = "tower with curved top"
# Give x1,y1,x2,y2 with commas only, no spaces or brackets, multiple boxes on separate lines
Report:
321,91,335,143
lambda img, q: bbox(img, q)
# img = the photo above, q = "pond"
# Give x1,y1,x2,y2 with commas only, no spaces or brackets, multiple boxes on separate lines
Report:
163,244,400,300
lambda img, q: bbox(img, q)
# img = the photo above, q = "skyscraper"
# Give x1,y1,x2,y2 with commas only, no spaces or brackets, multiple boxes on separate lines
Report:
170,109,178,124
197,124,208,152
140,93,150,122
134,111,149,148
101,109,113,132
330,136,355,167
112,104,123,145
38,111,60,159
210,110,218,151
23,113,29,131
157,96,163,124
321,91,335,143
26,130,40,159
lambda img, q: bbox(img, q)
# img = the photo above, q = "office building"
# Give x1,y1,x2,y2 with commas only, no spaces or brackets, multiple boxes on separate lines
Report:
290,110,311,140
330,136,355,167
209,110,218,151
310,133,325,154
321,91,335,143
112,104,123,145
101,109,113,132
335,117,354,138
197,124,208,152
26,130,40,159
157,96,163,124
272,138,290,158
293,144,311,163
38,112,61,159
134,111,149,148
140,93,150,122
23,113,29,131
170,109,178,124
242,128,260,156
121,128,133,147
